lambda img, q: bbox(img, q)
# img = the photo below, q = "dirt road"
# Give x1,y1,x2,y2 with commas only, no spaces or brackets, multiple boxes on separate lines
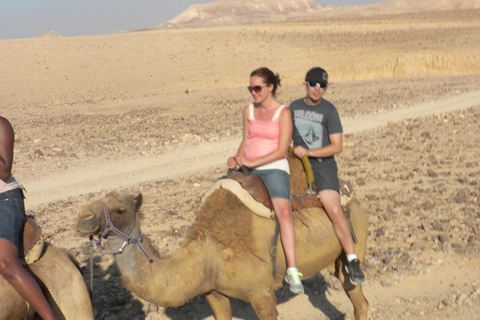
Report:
22,89,480,209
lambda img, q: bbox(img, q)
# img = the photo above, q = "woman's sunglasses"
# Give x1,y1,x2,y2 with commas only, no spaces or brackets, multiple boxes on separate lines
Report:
306,81,328,89
247,85,266,94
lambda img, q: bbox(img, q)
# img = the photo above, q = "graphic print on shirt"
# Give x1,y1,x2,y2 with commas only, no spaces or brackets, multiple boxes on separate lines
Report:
293,109,325,150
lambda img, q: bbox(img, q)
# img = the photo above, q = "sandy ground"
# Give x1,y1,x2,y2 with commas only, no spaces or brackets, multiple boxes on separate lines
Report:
1,8,480,320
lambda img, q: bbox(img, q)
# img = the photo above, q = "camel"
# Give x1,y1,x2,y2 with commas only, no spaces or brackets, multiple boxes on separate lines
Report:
0,218,94,320
76,154,369,320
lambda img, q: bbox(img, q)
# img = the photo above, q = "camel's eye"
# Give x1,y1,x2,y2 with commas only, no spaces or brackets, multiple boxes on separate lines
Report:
116,207,126,214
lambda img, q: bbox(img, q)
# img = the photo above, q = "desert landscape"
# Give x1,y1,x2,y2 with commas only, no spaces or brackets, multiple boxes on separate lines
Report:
1,0,480,319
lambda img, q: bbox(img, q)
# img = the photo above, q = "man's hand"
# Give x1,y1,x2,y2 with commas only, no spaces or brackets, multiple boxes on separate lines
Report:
293,146,309,158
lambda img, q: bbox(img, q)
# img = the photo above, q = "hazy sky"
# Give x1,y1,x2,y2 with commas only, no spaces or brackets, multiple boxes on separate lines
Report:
0,0,387,40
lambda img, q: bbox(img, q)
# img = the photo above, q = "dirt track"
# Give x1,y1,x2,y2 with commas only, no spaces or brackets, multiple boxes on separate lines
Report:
18,88,480,209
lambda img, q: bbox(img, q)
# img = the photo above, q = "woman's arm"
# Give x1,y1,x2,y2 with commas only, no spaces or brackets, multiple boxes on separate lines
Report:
0,117,14,181
227,105,250,169
237,105,250,156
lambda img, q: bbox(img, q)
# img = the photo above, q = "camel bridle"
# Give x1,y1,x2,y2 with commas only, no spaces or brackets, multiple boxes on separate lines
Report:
89,202,153,262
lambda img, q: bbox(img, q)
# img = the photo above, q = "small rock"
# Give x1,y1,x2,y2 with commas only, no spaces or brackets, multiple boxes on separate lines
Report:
454,189,468,203
421,200,435,210
457,293,468,305
468,235,480,246
406,234,417,244
438,234,450,243
356,177,366,186
34,149,44,157
427,170,438,178
431,220,443,231
465,161,478,168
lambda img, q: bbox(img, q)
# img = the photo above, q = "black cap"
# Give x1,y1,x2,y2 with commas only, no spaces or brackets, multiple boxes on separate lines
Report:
305,67,328,85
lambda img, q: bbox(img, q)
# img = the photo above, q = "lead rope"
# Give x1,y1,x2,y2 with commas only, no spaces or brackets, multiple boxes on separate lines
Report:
81,241,96,295
344,206,358,244
271,216,280,279
88,242,94,294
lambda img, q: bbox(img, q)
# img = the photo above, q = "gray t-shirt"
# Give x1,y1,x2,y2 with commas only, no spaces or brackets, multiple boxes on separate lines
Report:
289,97,343,166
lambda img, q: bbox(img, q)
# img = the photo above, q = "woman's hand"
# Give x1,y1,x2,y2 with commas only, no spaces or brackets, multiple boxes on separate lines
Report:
227,156,238,169
234,155,253,168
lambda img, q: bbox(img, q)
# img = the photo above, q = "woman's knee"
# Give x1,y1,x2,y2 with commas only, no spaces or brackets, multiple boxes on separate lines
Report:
276,211,292,223
273,200,291,220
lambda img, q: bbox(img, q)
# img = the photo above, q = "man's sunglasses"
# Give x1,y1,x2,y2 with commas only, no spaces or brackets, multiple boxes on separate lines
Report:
247,85,266,94
306,81,328,89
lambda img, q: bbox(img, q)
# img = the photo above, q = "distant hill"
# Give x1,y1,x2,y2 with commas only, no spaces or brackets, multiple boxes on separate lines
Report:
153,0,480,29
158,0,332,29
37,31,62,38
332,0,480,17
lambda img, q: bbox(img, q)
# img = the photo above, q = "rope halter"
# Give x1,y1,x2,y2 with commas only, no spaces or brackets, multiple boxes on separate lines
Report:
89,202,153,263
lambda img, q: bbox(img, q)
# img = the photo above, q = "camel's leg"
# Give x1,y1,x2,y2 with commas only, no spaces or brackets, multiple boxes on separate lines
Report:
249,288,278,320
205,291,232,320
345,285,369,320
333,259,369,320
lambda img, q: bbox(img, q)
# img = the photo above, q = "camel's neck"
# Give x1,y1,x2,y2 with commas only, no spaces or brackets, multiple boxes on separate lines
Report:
107,223,215,307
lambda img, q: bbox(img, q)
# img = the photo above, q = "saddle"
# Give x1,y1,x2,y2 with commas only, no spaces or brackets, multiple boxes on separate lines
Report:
227,171,275,209
20,217,45,265
226,170,354,212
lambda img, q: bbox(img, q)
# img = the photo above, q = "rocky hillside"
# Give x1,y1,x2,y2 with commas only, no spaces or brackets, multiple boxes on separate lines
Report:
159,0,331,28
157,0,480,29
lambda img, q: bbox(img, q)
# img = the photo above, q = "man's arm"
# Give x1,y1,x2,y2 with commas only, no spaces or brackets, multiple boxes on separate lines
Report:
294,133,342,159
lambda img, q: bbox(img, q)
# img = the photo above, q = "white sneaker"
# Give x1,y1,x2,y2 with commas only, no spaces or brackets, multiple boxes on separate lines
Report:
284,268,304,294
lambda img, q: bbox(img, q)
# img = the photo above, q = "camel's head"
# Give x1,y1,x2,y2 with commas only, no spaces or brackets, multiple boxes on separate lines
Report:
76,191,143,236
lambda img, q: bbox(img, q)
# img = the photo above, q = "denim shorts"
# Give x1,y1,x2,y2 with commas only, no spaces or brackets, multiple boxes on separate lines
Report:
0,188,26,249
251,169,290,200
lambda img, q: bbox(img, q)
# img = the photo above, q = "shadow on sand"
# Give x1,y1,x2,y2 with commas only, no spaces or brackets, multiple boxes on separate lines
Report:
164,273,345,320
81,256,145,320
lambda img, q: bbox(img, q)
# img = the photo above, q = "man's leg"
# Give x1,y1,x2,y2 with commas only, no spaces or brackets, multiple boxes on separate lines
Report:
318,190,355,254
318,190,365,285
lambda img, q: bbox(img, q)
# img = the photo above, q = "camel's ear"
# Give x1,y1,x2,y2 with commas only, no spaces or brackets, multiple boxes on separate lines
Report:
134,193,143,211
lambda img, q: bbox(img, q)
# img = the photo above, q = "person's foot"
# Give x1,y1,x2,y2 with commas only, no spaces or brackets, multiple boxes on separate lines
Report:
284,268,304,294
346,259,366,285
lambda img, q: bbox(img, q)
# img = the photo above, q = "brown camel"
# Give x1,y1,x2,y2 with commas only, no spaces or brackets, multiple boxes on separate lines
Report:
76,155,369,320
0,219,94,320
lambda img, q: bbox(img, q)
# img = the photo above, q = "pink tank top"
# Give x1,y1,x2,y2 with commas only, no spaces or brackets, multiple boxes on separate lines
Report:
245,104,287,160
